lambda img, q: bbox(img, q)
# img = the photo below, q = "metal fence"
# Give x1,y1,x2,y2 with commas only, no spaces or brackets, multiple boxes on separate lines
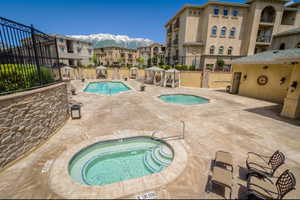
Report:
0,17,61,95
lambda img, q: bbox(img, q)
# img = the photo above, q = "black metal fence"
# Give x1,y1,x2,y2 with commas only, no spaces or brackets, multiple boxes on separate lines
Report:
0,17,61,95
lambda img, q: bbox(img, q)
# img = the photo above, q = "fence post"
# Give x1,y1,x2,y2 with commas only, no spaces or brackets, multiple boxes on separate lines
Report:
54,37,62,81
30,24,42,85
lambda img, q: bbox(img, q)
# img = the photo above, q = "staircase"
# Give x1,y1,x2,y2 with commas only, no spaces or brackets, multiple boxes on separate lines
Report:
143,145,173,173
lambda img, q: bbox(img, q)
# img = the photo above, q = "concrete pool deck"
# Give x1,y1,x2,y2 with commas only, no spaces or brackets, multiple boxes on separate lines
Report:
0,79,300,199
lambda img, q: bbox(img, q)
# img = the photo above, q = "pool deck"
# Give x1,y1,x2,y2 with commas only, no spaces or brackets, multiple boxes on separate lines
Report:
0,79,300,199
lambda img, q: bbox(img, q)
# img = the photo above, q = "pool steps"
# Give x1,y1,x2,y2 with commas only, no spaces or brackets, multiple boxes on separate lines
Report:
143,145,173,173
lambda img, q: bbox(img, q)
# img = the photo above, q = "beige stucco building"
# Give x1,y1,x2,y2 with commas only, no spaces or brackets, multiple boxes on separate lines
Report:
94,46,138,67
54,34,93,67
271,27,300,50
231,48,300,119
165,0,300,70
137,43,166,66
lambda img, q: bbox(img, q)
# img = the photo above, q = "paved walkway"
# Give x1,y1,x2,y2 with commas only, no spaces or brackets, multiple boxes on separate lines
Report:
0,79,299,199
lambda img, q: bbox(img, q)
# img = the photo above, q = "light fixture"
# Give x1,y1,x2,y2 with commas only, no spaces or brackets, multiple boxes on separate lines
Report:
71,89,76,95
290,81,298,92
280,77,286,85
243,74,247,80
71,104,81,119
263,66,269,70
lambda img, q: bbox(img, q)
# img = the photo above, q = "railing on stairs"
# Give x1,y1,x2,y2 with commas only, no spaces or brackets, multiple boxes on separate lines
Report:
151,121,185,141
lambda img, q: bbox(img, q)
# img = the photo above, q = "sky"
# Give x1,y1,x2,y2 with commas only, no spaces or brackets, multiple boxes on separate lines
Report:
0,0,294,42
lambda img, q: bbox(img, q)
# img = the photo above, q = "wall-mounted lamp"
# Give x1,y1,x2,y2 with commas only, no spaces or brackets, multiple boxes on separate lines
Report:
280,77,286,85
243,74,247,81
290,81,298,92
263,66,269,70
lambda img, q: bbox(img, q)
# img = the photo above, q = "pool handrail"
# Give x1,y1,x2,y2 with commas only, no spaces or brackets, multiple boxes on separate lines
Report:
152,121,185,141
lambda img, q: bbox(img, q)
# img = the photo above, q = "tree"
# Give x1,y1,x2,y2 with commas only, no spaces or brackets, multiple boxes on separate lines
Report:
92,54,98,66
137,57,145,67
216,59,225,71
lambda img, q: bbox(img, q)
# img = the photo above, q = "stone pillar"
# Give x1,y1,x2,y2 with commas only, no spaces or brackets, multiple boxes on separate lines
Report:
281,63,300,119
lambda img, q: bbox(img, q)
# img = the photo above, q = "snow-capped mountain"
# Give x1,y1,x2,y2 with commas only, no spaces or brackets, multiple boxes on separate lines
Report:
69,34,154,49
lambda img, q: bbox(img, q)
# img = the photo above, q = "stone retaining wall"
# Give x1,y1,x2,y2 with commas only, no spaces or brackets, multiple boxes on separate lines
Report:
0,83,69,169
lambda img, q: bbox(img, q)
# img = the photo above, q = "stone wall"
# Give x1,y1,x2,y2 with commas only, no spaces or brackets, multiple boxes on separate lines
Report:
0,83,69,169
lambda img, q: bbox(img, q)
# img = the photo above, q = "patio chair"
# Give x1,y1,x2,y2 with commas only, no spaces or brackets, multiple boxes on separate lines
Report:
210,166,233,199
247,169,296,200
215,151,233,172
246,150,285,179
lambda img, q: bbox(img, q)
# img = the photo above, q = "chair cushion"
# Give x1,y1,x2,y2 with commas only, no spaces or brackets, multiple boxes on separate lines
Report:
247,156,272,175
216,151,233,166
248,176,278,199
212,167,232,188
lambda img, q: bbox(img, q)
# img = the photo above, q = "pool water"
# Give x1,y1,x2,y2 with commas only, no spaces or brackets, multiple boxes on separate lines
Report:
84,82,131,95
69,137,174,186
159,94,209,105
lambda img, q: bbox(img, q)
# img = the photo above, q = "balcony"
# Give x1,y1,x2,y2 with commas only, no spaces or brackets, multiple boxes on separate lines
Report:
173,39,178,45
256,35,272,45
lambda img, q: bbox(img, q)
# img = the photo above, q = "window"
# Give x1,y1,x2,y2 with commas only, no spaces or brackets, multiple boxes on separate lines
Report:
211,26,218,36
60,46,65,52
59,39,64,43
230,27,236,37
221,26,227,37
296,42,300,48
228,46,233,55
223,8,229,16
210,45,215,54
88,49,92,55
77,47,82,53
232,9,238,17
218,46,224,55
279,43,285,50
214,7,219,16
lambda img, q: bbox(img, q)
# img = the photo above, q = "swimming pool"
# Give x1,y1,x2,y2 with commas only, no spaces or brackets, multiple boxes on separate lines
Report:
159,94,209,105
68,137,174,186
84,82,131,95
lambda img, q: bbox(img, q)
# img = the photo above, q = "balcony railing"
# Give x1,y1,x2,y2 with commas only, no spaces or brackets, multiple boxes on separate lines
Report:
256,35,272,43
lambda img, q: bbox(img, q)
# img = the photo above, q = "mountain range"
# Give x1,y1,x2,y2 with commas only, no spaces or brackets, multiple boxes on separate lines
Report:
69,33,154,49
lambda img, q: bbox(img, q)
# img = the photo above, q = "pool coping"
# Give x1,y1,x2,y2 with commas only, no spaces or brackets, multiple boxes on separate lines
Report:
155,92,216,107
81,80,135,96
49,131,188,199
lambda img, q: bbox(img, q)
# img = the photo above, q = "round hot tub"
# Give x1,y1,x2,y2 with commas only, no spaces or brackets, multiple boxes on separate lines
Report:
159,94,209,105
68,136,174,186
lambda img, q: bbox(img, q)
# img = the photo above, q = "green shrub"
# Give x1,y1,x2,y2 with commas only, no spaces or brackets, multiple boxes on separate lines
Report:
0,64,54,93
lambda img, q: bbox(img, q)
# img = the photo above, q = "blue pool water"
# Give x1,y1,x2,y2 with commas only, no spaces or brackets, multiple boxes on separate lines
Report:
69,137,174,186
159,94,209,105
84,82,131,95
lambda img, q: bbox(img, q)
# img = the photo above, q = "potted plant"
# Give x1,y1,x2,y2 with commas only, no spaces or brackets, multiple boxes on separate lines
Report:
140,83,146,91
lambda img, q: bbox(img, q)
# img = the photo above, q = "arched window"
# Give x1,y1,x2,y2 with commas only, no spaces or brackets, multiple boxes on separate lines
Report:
221,27,227,37
210,45,215,54
214,7,219,16
260,6,276,23
296,42,300,48
279,43,285,50
230,27,236,37
218,46,224,55
224,8,229,16
211,26,218,36
232,9,238,17
228,46,233,55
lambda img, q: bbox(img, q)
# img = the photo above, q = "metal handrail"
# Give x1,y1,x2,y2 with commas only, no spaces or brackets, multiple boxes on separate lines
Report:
152,120,185,140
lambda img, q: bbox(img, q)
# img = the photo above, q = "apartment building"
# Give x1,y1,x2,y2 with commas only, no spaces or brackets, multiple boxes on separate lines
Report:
271,27,300,50
94,46,138,67
165,0,300,70
54,34,93,67
137,43,166,66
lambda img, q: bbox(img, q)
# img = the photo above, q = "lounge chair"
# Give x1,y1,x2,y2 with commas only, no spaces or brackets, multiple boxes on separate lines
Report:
246,150,285,179
209,151,233,199
247,169,296,200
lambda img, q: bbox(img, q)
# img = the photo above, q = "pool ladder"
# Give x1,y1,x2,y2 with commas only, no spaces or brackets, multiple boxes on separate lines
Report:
151,121,185,141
